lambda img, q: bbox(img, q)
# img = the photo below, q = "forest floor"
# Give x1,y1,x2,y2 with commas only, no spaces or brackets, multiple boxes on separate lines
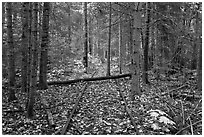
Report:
2,63,202,135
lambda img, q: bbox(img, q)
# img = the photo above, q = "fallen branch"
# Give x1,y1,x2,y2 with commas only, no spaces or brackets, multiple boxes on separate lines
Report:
161,84,188,96
186,99,202,121
47,73,131,86
175,120,201,135
188,117,194,135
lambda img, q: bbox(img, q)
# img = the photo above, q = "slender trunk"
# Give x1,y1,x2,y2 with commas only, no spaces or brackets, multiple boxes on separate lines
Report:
192,7,200,70
21,2,29,93
196,9,202,91
2,2,8,78
119,7,123,74
83,2,88,71
7,2,17,101
150,4,155,69
128,15,133,67
143,2,150,84
27,3,33,108
67,3,71,45
131,3,142,100
107,2,112,76
2,3,6,26
197,39,202,91
27,2,38,119
96,18,100,56
89,17,92,55
39,2,50,90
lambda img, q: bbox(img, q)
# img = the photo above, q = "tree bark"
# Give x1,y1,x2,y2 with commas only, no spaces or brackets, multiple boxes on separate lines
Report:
128,13,133,68
83,2,88,72
196,8,202,91
21,2,29,93
118,6,123,74
27,2,38,119
67,3,71,45
107,2,112,76
7,2,17,101
197,39,202,91
143,2,150,84
26,3,33,107
150,3,155,70
88,16,93,55
39,2,50,90
130,3,142,100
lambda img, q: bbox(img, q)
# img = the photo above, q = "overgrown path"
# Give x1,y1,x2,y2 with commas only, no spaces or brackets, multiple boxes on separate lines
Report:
2,74,202,135
57,80,138,135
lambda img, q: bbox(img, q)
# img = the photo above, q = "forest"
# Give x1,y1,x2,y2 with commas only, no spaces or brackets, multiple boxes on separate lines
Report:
2,2,202,135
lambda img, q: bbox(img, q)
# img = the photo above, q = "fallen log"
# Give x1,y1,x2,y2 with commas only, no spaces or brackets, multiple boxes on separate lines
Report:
3,74,131,88
48,73,131,86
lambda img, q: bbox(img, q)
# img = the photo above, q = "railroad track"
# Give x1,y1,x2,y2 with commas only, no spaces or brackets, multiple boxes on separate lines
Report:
58,79,139,135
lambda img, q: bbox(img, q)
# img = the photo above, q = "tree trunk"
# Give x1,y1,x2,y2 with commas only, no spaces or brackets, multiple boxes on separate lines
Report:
96,18,100,56
150,4,155,70
27,2,38,119
196,9,202,91
39,2,50,90
26,3,33,108
67,3,71,45
47,73,131,85
7,2,17,102
118,7,123,74
143,2,150,84
83,2,88,72
197,39,202,91
191,43,197,69
128,14,133,68
2,2,8,79
2,2,6,25
21,2,29,93
130,3,142,100
107,2,112,76
89,16,93,55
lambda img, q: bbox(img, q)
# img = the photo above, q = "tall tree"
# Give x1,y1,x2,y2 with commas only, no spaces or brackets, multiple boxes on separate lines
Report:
21,2,29,93
39,2,50,89
88,16,93,55
196,4,202,91
106,2,112,76
83,2,88,72
197,39,202,91
130,3,142,100
67,2,71,45
96,17,101,57
143,2,150,84
118,5,123,74
27,2,38,119
2,2,8,79
27,3,33,106
7,2,17,101
2,2,6,26
128,9,133,65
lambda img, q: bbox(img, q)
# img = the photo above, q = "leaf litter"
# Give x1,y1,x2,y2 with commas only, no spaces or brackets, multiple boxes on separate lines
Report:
2,71,202,135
